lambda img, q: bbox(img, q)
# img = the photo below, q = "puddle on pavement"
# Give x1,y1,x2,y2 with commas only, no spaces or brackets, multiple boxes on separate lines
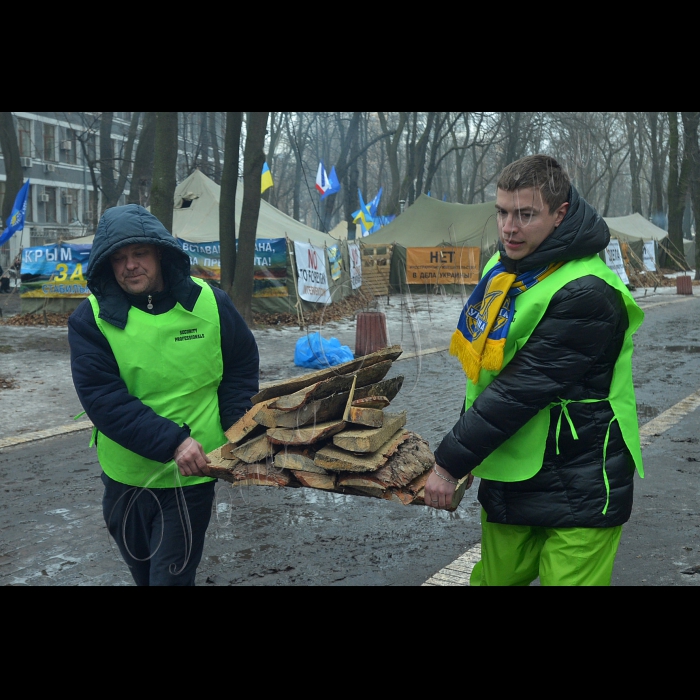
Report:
637,404,661,422
663,346,700,353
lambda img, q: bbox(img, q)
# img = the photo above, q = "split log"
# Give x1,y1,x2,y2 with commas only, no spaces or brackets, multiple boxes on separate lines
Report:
353,376,404,403
274,449,327,474
333,411,407,453
224,399,275,444
336,433,433,498
384,471,431,506
347,406,384,428
225,433,277,464
216,462,293,488
352,396,390,410
371,433,433,488
250,345,404,404
267,420,347,446
203,445,243,478
292,471,338,490
315,428,410,473
270,374,355,412
255,391,349,429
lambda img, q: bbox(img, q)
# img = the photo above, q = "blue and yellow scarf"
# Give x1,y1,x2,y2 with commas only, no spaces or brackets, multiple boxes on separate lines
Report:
450,259,564,383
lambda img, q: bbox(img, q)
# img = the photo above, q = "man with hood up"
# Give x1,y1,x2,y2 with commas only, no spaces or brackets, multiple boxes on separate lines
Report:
424,155,644,586
68,204,259,586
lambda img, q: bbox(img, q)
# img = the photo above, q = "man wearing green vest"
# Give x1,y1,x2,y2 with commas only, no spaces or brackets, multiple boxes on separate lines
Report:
425,155,644,586
68,204,259,586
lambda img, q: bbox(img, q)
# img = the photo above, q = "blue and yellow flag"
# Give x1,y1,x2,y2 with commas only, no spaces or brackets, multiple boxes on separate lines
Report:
261,162,274,193
0,179,30,246
352,189,374,235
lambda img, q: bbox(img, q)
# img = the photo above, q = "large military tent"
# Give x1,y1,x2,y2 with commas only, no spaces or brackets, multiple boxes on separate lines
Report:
171,170,358,315
359,194,499,294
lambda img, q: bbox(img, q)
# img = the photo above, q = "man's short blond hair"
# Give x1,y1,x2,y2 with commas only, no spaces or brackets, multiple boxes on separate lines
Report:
497,155,571,213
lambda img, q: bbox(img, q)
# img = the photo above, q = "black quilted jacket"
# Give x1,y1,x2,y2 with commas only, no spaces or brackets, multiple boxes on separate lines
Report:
434,187,637,528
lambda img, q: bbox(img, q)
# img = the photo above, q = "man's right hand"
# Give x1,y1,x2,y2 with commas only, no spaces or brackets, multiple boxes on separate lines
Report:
173,437,211,477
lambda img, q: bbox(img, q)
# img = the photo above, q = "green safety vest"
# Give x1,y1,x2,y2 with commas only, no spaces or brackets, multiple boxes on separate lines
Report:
88,277,226,488
468,254,644,494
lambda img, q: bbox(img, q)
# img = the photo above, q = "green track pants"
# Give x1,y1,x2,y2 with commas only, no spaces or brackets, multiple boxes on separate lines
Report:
470,509,623,586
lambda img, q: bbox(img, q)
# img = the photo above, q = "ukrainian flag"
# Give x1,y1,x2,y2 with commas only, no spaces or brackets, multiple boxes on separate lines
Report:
261,162,274,193
352,189,374,235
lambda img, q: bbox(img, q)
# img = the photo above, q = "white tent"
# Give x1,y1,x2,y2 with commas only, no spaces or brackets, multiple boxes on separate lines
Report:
603,213,667,242
173,169,332,247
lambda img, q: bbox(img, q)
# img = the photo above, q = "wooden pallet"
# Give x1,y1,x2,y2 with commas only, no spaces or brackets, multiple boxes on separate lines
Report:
360,244,393,298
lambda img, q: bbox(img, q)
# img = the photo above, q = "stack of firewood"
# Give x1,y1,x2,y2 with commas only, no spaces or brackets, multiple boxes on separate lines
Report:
205,345,467,509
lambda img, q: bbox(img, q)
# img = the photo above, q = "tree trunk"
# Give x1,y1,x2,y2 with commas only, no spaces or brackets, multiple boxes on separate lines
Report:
625,112,643,214
99,112,117,213
666,112,690,269
681,112,700,278
647,111,666,227
127,112,156,206
378,112,406,216
220,112,242,298
232,111,269,326
209,112,222,183
0,112,23,226
150,112,179,232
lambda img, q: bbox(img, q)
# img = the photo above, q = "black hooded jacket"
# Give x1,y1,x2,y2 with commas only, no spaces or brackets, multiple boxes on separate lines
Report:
434,187,637,528
68,205,259,464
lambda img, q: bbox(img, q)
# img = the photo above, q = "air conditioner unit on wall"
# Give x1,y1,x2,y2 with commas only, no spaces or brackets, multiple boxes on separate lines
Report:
60,140,72,151
44,163,56,173
62,194,74,205
39,192,50,203
20,156,32,168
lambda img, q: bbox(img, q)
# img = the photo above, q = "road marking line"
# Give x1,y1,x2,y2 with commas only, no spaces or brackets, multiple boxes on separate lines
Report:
637,295,697,310
639,388,700,447
423,385,700,586
0,420,94,450
423,544,481,586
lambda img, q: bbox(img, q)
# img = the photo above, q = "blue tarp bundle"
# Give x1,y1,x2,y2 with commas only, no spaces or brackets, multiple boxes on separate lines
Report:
294,332,354,369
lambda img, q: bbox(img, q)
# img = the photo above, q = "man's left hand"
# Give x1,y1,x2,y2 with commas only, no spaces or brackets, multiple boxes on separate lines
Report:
424,463,474,510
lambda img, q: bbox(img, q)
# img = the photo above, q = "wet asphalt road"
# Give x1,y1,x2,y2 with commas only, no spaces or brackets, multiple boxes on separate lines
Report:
1,291,700,586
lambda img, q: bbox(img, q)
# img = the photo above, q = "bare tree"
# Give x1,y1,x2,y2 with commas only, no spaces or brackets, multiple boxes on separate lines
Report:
681,112,700,279
150,112,179,232
625,112,644,214
232,111,269,326
220,112,242,298
99,112,141,213
665,112,691,269
378,112,407,216
127,111,156,207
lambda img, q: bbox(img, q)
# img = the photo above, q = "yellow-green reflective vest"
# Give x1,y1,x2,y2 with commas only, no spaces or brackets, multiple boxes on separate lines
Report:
88,277,226,488
468,254,644,484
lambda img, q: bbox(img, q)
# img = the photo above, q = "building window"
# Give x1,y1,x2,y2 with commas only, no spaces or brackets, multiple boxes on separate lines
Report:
61,128,77,165
62,188,80,224
44,124,57,162
18,118,32,158
43,187,57,223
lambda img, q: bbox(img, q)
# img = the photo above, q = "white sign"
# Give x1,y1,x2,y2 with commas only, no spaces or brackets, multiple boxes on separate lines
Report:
348,243,363,290
293,241,331,304
605,239,630,285
642,240,657,272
